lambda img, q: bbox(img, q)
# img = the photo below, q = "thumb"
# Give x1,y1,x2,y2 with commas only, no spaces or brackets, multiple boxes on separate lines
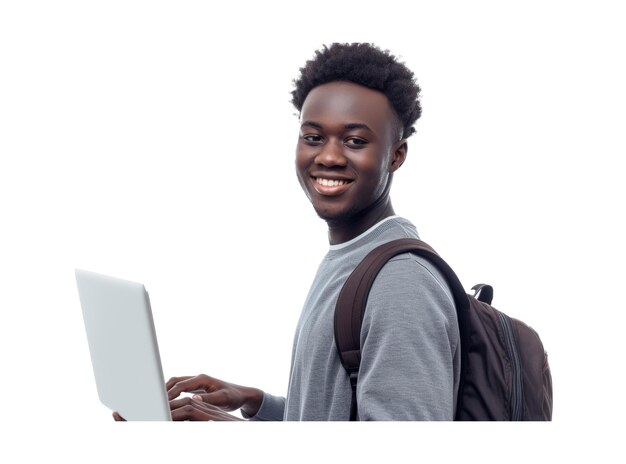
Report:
193,392,217,402
192,391,227,407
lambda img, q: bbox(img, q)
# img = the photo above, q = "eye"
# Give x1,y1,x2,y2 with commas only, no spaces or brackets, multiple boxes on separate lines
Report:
345,137,367,147
301,134,323,144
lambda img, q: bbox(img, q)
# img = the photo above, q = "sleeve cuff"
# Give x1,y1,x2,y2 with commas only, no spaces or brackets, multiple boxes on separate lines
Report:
241,392,285,421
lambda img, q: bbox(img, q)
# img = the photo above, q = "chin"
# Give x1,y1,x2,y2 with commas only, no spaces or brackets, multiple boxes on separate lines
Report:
312,205,342,221
312,204,358,225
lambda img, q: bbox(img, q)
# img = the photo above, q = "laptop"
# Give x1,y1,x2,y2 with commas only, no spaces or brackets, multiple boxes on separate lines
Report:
75,269,172,421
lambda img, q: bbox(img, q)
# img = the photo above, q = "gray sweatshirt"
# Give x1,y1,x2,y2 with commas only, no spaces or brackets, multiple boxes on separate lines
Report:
249,216,460,420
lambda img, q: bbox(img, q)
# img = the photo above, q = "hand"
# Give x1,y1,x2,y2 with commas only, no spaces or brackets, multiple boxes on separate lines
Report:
168,397,243,421
112,401,240,421
166,374,263,420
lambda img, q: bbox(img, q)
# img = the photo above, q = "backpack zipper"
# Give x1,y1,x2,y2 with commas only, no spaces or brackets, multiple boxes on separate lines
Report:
496,310,524,420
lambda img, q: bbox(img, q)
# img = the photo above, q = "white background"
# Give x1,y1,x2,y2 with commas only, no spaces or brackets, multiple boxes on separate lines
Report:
1,0,624,462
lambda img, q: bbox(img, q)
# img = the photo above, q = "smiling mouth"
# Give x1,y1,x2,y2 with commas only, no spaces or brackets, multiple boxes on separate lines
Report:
311,176,354,196
314,177,353,187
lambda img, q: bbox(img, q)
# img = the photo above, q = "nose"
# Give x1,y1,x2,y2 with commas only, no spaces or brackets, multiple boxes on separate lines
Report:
314,140,348,168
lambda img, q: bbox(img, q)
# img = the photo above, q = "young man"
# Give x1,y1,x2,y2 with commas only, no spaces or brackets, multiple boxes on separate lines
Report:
117,43,460,421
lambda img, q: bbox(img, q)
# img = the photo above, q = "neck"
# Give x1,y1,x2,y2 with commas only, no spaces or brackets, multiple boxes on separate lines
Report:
327,197,396,245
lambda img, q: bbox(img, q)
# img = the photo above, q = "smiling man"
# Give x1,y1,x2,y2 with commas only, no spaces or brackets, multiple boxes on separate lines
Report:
295,80,404,244
136,43,461,421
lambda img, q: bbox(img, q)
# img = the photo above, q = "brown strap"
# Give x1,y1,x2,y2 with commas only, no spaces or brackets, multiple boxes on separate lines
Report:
333,238,471,418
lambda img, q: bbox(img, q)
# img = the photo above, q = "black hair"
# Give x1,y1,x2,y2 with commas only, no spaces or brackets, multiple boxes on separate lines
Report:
291,43,421,139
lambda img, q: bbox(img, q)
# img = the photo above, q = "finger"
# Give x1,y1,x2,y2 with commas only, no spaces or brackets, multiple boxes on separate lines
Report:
169,397,194,410
170,399,217,421
167,377,202,400
192,391,228,407
165,376,193,391
167,374,212,400
112,411,126,422
169,397,223,412
171,406,213,421
170,400,243,421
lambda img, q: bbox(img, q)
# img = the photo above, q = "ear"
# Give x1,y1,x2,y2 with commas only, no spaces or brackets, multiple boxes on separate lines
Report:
388,139,408,173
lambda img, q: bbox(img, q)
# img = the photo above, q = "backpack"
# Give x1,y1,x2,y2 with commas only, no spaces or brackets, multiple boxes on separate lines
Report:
334,238,553,421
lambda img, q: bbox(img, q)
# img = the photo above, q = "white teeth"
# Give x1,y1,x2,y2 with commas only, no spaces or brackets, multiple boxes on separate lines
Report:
317,178,348,187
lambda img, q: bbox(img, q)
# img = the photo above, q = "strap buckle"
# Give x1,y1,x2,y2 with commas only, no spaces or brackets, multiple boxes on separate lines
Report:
348,370,359,390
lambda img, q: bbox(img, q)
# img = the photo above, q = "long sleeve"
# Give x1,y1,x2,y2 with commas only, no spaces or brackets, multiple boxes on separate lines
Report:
243,392,285,421
357,253,460,420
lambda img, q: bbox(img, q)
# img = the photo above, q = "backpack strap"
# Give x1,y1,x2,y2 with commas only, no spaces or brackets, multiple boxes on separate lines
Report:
334,238,471,420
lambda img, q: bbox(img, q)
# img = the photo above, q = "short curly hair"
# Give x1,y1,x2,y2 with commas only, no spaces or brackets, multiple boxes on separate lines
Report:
291,43,421,139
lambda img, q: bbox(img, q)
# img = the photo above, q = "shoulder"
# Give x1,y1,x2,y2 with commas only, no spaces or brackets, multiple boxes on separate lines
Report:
363,251,458,334
371,251,455,306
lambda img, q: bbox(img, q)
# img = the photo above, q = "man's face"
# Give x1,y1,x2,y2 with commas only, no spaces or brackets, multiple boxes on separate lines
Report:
295,81,405,223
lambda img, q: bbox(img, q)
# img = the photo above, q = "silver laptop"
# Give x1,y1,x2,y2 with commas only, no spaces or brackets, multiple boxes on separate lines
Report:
76,269,171,421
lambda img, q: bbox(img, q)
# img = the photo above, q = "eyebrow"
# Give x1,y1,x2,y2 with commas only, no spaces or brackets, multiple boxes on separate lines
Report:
300,121,374,133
